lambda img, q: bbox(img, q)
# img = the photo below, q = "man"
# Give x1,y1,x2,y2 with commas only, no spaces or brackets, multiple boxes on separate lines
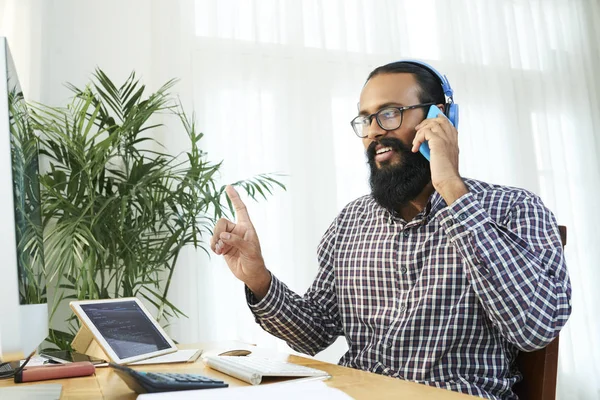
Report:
210,61,571,399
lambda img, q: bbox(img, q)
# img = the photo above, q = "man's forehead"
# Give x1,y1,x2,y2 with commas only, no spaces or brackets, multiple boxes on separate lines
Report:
358,73,421,113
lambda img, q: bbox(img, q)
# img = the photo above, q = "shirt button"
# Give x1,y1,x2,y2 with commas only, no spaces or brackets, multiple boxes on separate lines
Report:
383,341,392,349
400,267,407,274
400,305,406,313
458,213,467,221
403,231,409,237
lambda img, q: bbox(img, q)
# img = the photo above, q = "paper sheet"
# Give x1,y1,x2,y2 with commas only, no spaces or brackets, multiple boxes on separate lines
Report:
137,379,355,399
20,356,52,367
0,383,62,400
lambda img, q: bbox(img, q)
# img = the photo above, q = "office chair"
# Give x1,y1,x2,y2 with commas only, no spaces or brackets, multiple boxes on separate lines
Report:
512,225,567,400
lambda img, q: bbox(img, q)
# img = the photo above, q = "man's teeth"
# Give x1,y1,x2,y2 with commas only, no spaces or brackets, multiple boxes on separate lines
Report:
376,147,393,155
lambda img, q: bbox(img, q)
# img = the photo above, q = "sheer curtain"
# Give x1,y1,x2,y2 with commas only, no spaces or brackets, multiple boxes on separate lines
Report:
185,2,600,399
1,0,599,398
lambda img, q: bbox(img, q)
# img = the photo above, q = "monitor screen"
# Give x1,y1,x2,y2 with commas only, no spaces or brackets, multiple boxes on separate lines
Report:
0,37,48,362
6,47,46,306
79,301,172,359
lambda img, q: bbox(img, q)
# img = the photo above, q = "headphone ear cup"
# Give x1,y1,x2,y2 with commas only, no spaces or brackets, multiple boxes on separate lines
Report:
447,103,459,128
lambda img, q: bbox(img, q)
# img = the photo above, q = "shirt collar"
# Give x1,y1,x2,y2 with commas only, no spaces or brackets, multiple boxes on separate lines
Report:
373,189,448,226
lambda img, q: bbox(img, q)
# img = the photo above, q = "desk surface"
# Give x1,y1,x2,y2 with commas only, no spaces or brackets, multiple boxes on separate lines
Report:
0,342,476,399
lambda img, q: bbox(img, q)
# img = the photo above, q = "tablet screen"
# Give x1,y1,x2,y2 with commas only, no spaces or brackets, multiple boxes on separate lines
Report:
79,300,172,359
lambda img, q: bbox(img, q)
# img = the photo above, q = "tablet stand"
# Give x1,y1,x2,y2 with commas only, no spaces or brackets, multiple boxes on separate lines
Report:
71,325,111,361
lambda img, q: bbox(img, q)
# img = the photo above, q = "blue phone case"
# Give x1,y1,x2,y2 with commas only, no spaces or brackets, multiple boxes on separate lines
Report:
419,106,453,161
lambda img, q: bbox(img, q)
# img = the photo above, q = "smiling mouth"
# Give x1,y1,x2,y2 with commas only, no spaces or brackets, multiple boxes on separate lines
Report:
376,147,393,155
374,146,399,164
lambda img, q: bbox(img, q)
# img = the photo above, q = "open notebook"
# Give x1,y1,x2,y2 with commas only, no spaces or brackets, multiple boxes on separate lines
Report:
203,356,329,385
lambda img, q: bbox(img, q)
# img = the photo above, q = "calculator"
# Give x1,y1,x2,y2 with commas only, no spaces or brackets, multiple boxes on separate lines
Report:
109,363,229,393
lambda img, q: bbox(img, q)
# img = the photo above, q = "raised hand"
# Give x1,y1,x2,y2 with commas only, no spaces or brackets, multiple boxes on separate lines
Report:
210,185,271,299
412,114,468,205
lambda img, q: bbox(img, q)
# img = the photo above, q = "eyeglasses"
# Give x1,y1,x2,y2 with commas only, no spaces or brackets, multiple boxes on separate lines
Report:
350,103,435,138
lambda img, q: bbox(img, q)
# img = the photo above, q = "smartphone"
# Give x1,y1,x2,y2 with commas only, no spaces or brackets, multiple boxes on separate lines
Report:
40,350,107,365
419,105,454,161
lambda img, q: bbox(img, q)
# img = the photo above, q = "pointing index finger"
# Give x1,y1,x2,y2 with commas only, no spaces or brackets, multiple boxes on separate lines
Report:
225,185,251,223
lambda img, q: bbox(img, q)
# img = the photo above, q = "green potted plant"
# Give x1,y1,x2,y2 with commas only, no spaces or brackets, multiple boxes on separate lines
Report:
30,69,284,349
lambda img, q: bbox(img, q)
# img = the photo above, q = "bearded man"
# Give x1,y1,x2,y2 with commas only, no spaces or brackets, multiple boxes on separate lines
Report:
210,61,571,400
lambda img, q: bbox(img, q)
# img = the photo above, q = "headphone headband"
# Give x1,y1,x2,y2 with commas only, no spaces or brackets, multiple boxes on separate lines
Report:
396,59,459,127
398,60,453,101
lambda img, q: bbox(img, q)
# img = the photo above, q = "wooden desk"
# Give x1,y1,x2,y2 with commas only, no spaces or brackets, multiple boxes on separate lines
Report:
0,342,476,399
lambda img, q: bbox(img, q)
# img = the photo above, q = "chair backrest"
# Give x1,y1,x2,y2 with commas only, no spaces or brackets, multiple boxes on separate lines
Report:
512,225,566,400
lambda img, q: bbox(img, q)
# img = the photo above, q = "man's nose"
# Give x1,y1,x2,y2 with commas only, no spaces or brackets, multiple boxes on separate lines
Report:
366,118,386,141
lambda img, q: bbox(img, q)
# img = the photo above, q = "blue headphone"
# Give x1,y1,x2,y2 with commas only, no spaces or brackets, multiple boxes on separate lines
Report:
398,60,459,128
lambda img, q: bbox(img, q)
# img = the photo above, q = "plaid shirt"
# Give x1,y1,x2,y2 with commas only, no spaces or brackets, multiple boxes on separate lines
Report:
247,178,571,399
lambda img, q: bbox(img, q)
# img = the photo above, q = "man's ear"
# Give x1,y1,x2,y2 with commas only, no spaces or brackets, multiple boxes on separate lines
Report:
437,104,445,113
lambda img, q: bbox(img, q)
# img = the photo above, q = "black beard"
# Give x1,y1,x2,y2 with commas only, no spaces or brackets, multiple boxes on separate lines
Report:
367,137,431,213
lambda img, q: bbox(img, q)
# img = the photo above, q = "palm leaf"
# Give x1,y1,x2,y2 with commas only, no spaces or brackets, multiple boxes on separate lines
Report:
32,68,286,349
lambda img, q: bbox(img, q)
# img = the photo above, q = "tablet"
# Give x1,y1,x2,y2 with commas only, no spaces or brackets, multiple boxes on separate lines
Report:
70,298,178,364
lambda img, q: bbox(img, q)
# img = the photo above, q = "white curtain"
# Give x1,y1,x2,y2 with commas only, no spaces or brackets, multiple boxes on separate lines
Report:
1,1,599,398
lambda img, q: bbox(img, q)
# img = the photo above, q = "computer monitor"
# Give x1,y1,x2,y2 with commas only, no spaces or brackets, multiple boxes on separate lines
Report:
0,37,48,363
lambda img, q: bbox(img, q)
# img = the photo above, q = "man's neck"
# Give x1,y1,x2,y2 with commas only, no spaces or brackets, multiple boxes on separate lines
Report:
397,182,435,222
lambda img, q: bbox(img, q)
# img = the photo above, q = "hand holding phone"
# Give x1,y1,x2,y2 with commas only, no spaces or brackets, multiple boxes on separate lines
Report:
419,105,454,161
